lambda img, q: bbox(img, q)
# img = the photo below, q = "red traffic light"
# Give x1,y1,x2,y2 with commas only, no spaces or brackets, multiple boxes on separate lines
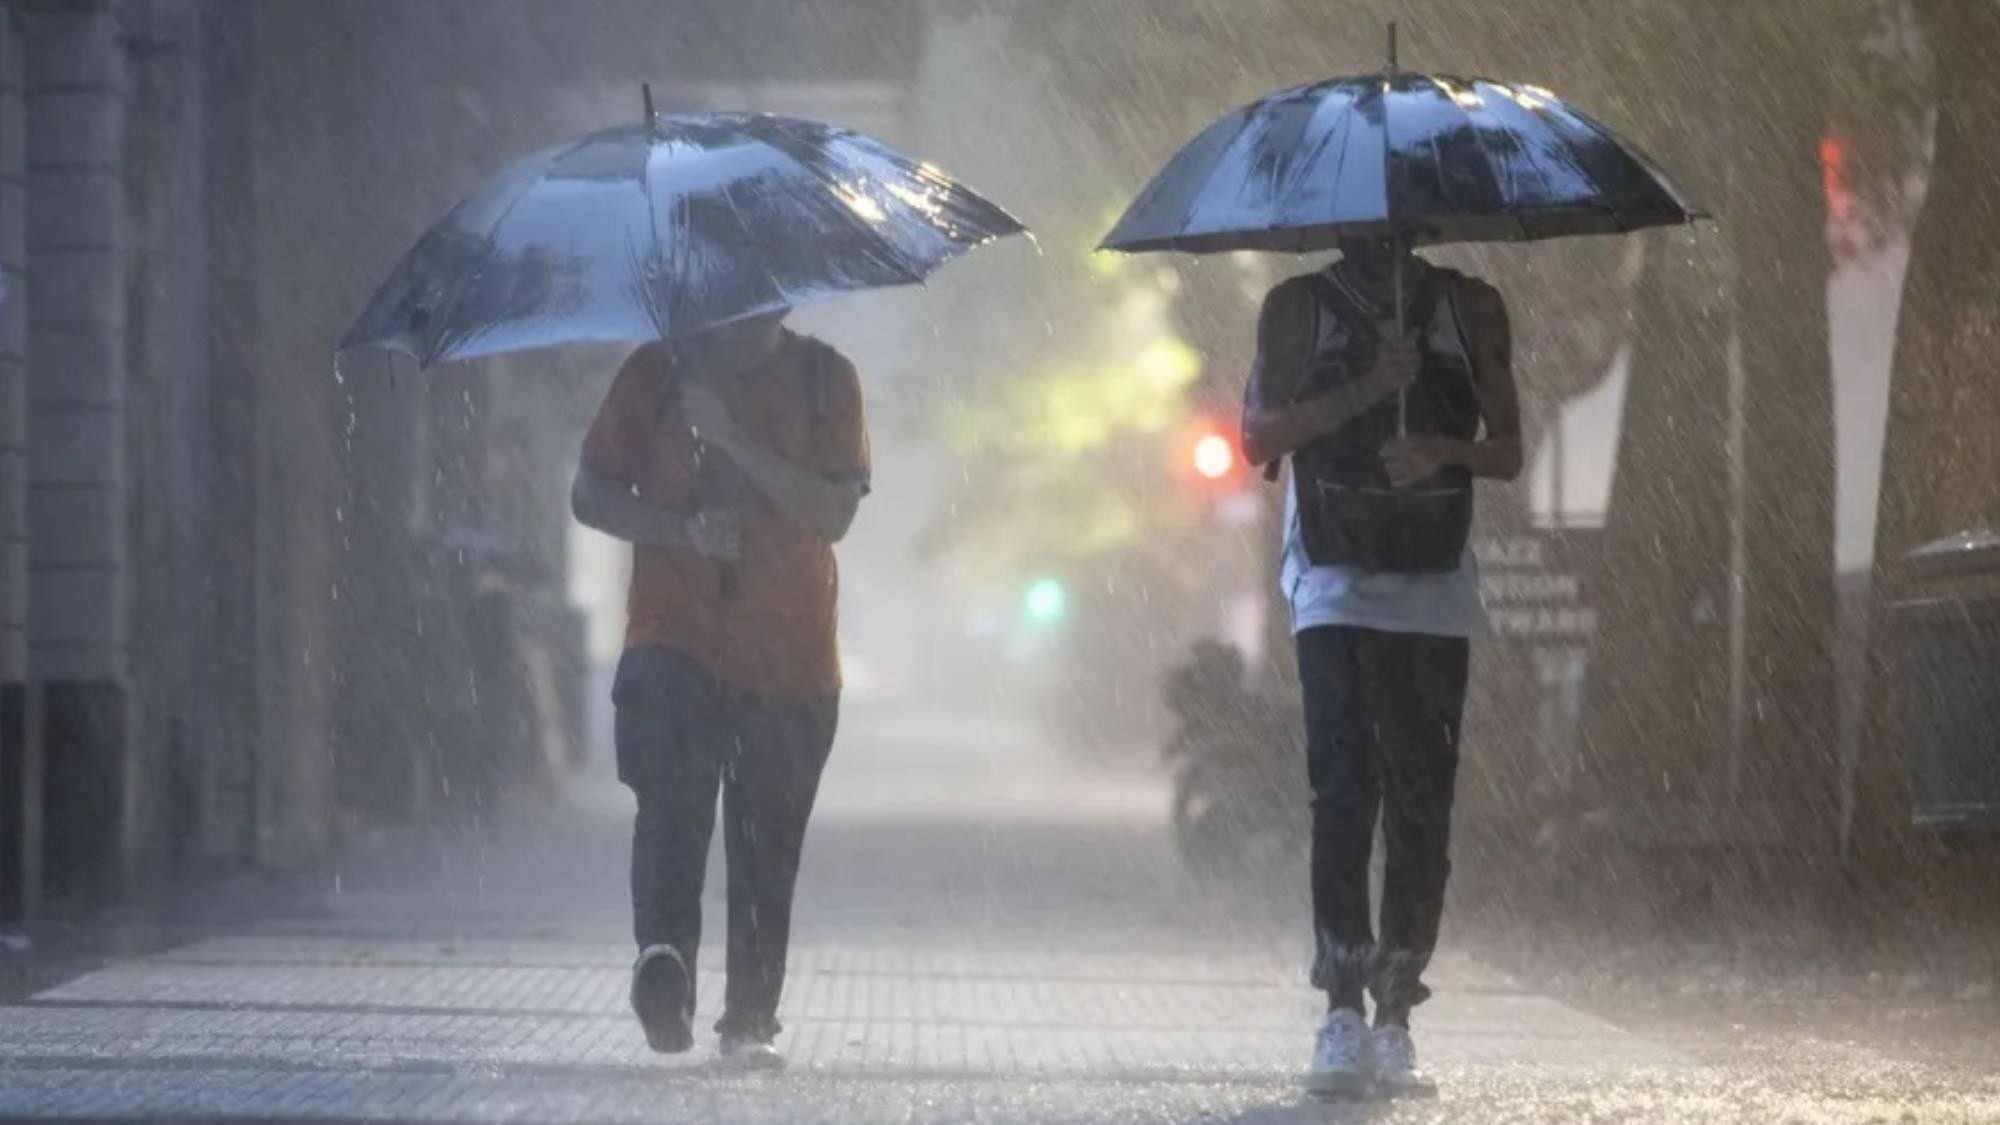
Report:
1192,433,1236,481
1174,417,1245,492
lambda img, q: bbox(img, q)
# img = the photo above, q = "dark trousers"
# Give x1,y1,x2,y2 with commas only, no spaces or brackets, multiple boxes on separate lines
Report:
613,646,837,1040
1297,625,1468,1027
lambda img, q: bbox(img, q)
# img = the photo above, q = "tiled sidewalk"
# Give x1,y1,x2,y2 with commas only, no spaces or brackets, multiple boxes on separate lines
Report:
9,720,1983,1122
0,931,1685,1121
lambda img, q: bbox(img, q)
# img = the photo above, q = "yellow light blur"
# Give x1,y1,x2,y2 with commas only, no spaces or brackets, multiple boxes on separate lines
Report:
1133,337,1200,389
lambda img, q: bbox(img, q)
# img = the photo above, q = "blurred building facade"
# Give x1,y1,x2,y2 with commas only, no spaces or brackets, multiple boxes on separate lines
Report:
0,0,924,926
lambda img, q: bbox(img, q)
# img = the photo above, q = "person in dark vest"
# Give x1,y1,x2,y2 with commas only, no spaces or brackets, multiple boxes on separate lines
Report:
1241,236,1522,1098
571,310,870,1071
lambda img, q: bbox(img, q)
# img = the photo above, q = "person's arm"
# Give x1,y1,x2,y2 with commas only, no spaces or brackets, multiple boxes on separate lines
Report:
1241,280,1417,467
1383,279,1524,486
569,465,740,556
680,362,869,544
571,345,740,558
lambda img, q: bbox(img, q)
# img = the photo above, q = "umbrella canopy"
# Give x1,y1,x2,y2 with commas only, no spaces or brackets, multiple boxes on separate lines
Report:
1100,71,1704,255
344,112,1026,368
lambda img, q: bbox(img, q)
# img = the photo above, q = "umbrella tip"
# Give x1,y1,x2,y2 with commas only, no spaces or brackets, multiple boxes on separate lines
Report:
642,83,656,131
1387,21,1399,71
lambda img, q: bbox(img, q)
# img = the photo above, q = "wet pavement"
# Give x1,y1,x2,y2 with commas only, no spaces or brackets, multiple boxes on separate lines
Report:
0,708,1995,1122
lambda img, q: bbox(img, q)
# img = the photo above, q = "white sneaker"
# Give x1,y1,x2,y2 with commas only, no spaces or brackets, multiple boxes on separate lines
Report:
1304,1008,1372,1099
1371,1024,1436,1097
715,1034,786,1073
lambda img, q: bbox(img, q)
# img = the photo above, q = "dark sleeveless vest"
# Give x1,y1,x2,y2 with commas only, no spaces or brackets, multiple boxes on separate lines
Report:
1290,262,1483,575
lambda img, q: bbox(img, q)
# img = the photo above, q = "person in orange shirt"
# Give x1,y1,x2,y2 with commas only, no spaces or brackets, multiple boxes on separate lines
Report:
571,309,870,1070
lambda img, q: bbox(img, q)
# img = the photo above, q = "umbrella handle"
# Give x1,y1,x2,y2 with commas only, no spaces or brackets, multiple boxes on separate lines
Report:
1396,251,1408,438
1382,17,1412,436
696,437,745,601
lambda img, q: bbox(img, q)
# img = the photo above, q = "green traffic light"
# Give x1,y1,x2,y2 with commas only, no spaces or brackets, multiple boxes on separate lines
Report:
1024,577,1068,623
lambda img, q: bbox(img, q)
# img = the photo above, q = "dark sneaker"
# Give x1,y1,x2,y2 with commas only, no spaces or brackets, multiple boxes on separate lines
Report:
631,945,694,1054
715,1033,786,1073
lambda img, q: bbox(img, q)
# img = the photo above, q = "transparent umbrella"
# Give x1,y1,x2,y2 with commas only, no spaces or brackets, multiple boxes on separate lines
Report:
343,90,1028,368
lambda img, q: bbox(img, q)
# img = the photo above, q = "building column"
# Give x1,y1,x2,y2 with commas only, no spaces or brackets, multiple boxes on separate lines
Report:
120,0,213,887
1,0,43,926
199,3,262,870
25,0,130,903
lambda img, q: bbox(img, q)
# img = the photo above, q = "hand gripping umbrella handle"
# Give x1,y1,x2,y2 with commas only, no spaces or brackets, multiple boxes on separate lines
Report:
696,439,744,601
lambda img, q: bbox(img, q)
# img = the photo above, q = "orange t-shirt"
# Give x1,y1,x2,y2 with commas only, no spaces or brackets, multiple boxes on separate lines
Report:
581,332,869,698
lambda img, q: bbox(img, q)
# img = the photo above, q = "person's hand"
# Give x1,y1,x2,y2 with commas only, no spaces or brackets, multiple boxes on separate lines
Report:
1382,435,1454,488
683,508,742,561
679,382,744,453
1363,327,1421,402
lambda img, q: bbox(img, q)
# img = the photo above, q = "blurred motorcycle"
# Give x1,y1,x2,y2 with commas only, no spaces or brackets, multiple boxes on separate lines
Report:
1161,640,1308,880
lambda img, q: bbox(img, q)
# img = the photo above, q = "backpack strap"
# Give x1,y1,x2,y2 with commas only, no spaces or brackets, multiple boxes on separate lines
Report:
1421,268,1491,427
1304,271,1382,351
1259,272,1387,483
1407,265,1449,339
1259,277,1330,483
1256,274,1367,484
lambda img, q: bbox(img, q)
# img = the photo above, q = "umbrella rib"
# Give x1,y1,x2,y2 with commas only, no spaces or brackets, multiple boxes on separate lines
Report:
1551,106,1663,230
1484,84,1556,202
831,197,932,288
661,191,697,339
1430,75,1515,220
1468,81,1562,241
1322,95,1357,242
417,139,591,367
636,137,675,341
1499,82,1619,215
1167,108,1265,249
1268,86,1355,242
716,179,804,304
1378,76,1399,236
748,119,933,284
1473,81,1610,241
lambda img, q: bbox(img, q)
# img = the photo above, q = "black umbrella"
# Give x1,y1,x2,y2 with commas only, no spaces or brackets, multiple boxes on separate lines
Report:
1101,25,1705,329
